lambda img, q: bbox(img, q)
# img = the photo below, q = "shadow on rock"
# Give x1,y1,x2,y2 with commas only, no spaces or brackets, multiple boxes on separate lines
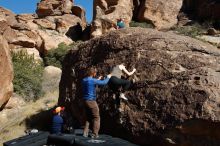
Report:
66,22,83,41
25,108,54,131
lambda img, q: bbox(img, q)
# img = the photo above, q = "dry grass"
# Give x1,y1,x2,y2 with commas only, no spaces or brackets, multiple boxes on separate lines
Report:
0,91,58,146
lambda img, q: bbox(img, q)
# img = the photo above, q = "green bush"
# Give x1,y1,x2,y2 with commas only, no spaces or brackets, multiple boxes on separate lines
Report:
43,42,79,68
129,20,154,28
12,50,44,101
172,23,206,38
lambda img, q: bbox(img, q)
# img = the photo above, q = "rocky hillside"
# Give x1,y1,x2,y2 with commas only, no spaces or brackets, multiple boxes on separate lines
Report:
91,0,220,37
91,0,183,37
183,0,220,20
59,27,220,146
0,0,86,110
0,0,86,57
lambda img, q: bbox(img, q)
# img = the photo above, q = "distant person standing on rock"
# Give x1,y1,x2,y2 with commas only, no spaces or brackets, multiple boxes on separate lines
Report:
82,67,111,138
108,63,136,101
116,18,126,29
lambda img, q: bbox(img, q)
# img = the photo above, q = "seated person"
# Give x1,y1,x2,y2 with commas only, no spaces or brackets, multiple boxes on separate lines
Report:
108,63,136,100
51,106,65,134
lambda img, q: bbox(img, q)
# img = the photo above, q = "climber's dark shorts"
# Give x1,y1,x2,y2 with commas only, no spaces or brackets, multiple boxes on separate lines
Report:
108,76,131,92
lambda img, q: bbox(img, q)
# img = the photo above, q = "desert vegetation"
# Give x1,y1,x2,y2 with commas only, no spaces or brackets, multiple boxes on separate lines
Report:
12,50,44,101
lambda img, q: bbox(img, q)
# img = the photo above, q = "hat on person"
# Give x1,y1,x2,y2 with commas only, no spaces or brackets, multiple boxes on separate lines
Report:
54,106,65,114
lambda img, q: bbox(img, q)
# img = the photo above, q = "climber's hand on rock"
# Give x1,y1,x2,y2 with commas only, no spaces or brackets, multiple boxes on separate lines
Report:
133,68,136,73
98,76,103,80
107,74,112,78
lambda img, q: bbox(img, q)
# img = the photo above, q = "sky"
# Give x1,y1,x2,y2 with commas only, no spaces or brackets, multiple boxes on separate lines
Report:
0,0,93,22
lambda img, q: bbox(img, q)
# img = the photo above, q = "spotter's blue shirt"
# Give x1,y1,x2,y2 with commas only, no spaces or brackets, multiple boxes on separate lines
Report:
82,77,110,101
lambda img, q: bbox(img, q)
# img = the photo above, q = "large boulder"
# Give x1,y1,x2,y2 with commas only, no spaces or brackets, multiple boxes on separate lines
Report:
36,0,74,18
36,29,72,53
59,28,220,146
0,36,13,110
137,0,183,29
42,66,62,93
91,0,133,38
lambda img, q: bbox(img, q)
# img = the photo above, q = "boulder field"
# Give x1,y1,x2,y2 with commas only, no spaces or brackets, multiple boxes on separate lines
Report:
91,0,183,37
0,0,86,109
0,0,86,56
91,0,220,37
59,28,220,146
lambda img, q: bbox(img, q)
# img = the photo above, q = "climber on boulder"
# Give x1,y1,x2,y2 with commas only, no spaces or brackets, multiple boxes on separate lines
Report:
108,63,136,101
82,67,111,138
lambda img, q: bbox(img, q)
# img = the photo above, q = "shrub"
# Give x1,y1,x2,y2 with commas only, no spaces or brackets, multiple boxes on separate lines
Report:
129,20,154,28
172,23,205,38
12,50,44,101
43,42,80,68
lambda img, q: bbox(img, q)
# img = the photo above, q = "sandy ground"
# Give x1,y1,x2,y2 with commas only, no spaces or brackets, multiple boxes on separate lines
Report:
0,91,58,146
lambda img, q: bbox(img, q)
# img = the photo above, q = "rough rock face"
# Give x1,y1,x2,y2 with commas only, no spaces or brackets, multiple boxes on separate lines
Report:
36,0,74,18
4,94,25,110
0,7,17,29
0,36,13,110
0,7,17,38
91,0,183,37
59,28,220,146
35,14,82,53
0,3,86,55
137,0,183,29
72,6,87,27
91,0,133,38
197,35,220,48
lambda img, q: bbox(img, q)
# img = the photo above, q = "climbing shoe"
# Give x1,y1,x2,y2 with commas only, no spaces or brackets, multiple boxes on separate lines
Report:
90,134,99,139
119,93,128,100
83,133,88,137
